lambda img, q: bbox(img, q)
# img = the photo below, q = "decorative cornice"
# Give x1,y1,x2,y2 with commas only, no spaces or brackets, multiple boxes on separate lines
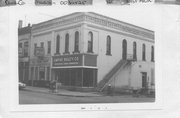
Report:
32,12,154,40
84,15,154,40
32,15,85,32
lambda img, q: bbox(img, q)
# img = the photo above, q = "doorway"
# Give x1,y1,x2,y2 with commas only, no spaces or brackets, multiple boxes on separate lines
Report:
141,72,148,89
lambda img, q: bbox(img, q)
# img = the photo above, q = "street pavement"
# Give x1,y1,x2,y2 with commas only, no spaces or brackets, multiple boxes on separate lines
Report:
19,86,155,104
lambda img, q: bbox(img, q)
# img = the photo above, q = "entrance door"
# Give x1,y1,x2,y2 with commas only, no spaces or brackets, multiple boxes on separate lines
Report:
142,72,148,89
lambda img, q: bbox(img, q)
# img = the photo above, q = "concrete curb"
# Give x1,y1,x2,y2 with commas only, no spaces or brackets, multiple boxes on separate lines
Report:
22,87,103,97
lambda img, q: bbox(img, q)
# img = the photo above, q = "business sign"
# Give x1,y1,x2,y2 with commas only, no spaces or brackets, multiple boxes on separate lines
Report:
52,54,83,67
30,57,50,66
35,47,45,57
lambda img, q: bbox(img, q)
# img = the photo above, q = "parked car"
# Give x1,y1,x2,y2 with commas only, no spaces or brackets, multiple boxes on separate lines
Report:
19,82,26,89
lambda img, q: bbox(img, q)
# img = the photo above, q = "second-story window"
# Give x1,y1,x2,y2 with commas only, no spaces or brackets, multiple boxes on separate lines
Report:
41,42,44,48
24,41,28,57
47,41,51,54
74,31,79,53
19,43,22,48
106,35,111,55
133,41,137,60
65,33,69,54
122,39,127,60
19,43,23,57
87,31,93,53
142,44,146,61
34,43,37,56
151,46,154,62
56,35,60,54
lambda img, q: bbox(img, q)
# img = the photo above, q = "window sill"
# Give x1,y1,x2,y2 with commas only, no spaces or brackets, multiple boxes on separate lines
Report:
54,53,60,56
87,51,94,53
63,52,70,55
73,51,80,54
106,53,112,56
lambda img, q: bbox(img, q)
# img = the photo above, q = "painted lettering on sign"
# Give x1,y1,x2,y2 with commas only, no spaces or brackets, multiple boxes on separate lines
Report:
53,55,83,67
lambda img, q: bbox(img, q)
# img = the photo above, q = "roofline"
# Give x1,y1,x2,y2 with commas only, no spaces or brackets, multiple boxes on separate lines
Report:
32,12,83,27
87,12,154,33
32,12,154,34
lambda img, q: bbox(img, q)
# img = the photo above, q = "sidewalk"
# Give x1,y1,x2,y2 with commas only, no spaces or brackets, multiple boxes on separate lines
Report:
23,86,102,97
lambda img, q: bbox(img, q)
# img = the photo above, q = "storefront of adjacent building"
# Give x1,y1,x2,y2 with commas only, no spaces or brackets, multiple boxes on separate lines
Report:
18,23,31,84
29,12,155,92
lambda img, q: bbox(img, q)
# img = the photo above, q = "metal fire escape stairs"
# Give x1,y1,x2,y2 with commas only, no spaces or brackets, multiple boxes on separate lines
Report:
97,58,134,92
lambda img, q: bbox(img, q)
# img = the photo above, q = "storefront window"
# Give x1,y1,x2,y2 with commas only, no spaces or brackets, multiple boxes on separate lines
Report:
46,67,50,81
53,68,97,87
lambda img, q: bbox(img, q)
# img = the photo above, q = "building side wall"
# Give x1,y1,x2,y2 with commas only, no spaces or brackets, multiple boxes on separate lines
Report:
113,68,130,88
130,61,155,89
109,61,155,90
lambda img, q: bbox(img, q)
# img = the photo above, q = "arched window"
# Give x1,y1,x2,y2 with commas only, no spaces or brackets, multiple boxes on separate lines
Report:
151,46,154,62
87,31,93,53
74,31,79,52
133,42,137,60
106,35,111,55
56,35,60,54
65,33,69,53
142,44,146,61
122,39,127,60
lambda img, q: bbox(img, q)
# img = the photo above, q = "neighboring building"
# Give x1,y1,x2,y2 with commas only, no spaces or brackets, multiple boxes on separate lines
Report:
18,22,31,84
29,12,155,93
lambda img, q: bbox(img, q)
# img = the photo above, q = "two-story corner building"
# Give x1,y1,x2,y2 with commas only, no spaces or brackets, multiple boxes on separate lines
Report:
18,21,31,84
29,12,155,92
